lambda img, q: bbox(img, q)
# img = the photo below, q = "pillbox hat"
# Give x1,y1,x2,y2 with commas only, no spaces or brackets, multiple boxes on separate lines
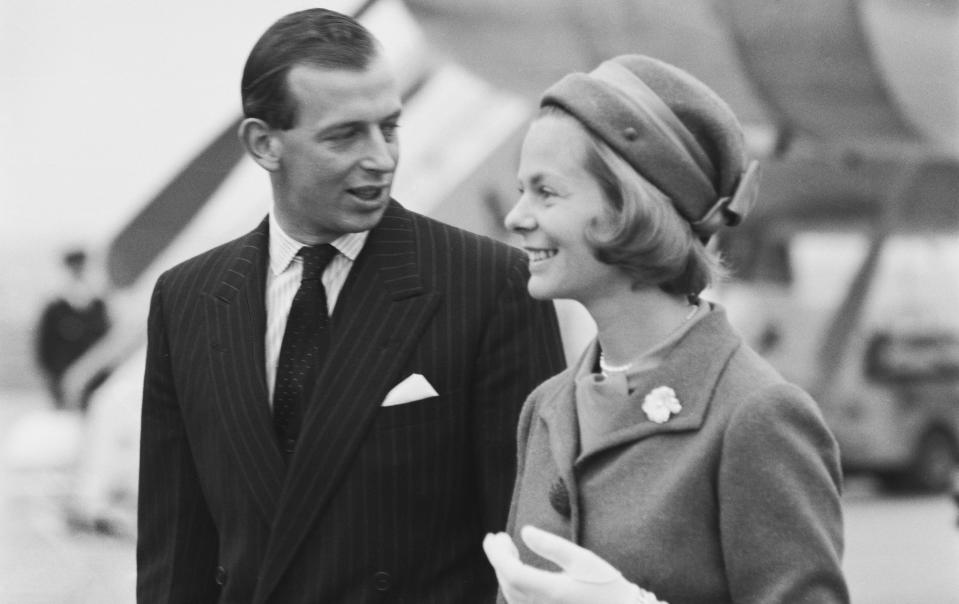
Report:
541,54,759,237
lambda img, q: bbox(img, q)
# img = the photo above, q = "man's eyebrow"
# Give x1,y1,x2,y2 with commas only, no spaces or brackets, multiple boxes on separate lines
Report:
321,110,402,132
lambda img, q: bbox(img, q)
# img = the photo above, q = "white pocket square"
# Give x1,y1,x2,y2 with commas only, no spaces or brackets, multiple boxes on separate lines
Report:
382,373,439,407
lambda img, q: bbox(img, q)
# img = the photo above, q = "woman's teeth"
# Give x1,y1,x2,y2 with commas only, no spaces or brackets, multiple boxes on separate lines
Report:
528,249,557,262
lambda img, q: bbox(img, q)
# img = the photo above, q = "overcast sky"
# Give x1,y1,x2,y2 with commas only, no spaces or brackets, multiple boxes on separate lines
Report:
0,1,353,250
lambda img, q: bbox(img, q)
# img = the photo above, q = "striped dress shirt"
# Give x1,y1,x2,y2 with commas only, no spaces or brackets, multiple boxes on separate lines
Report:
264,212,368,405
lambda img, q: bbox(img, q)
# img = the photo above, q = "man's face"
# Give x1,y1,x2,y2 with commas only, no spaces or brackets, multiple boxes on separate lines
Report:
271,55,401,244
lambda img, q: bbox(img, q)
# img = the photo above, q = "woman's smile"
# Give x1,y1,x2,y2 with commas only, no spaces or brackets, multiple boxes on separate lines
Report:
525,247,558,265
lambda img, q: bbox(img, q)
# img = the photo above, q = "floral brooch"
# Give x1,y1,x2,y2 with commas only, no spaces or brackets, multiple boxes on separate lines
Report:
642,386,681,424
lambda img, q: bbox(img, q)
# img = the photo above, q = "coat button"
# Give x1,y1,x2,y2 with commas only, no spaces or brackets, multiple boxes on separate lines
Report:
373,571,391,591
215,565,227,586
283,438,296,454
548,477,571,518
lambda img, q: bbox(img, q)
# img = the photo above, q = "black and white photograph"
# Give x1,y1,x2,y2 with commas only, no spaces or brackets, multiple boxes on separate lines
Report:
2,1,958,602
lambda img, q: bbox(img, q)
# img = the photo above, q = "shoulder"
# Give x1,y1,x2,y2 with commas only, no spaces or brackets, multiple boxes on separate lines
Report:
719,342,797,402
404,206,527,269
518,368,575,424
395,206,531,298
154,224,264,293
722,344,822,420
670,306,822,431
678,308,837,456
716,343,839,465
532,366,576,399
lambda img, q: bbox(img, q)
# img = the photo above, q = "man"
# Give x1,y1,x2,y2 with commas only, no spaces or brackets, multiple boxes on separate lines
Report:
137,8,565,604
35,248,110,409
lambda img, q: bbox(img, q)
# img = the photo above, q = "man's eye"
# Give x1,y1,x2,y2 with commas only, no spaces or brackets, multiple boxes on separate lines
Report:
327,128,357,141
381,123,400,140
538,187,556,198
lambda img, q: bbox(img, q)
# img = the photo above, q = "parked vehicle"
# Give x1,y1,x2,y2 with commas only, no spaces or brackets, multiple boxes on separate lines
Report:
825,329,959,492
720,233,959,493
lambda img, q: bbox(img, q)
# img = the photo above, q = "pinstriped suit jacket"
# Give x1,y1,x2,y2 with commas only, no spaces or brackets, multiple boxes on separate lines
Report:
137,201,565,604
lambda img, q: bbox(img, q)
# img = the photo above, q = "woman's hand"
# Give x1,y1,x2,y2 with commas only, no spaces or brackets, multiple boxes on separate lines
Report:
483,525,665,604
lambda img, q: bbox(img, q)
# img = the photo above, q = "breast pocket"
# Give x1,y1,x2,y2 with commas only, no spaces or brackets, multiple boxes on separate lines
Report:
373,389,462,431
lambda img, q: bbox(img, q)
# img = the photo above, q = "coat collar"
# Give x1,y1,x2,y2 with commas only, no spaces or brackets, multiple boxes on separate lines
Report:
537,303,742,470
267,210,368,277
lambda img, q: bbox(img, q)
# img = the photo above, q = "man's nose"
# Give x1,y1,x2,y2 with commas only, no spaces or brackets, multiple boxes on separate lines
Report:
360,130,397,172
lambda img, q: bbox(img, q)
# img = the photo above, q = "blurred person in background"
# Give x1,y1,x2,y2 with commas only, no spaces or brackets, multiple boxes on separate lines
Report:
34,248,111,410
137,8,563,604
483,55,848,603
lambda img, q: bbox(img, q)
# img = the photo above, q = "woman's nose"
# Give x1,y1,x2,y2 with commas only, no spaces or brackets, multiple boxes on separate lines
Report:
504,197,535,233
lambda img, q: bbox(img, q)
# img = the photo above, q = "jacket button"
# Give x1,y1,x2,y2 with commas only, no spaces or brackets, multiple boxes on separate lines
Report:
548,477,571,518
215,565,227,586
373,571,391,591
283,438,296,454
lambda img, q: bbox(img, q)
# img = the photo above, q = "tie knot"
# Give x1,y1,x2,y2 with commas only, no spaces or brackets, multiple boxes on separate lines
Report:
298,244,337,281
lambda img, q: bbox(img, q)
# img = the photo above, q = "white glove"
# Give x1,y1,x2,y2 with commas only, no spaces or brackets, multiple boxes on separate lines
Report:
483,525,666,604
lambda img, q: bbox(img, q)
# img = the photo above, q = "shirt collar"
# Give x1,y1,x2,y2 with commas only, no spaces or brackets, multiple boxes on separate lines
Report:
268,211,369,276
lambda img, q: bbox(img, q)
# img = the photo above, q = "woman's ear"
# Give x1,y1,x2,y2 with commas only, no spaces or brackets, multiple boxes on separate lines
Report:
238,118,281,171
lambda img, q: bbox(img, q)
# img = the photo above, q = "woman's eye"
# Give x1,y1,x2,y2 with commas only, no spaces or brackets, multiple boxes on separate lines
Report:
516,184,557,202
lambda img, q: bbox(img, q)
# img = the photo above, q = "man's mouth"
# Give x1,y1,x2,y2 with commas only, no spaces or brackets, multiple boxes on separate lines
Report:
526,248,557,263
348,185,387,201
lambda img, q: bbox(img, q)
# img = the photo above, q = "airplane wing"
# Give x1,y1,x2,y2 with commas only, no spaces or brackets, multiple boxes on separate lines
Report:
405,0,959,233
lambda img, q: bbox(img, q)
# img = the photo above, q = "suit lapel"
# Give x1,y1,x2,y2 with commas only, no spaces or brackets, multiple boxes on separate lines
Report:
254,202,440,603
206,218,285,522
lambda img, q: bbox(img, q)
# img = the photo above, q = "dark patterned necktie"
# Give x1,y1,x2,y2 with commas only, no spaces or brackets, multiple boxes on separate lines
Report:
273,244,338,461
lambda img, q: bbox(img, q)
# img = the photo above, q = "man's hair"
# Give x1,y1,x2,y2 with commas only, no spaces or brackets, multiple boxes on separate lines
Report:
540,106,726,296
241,8,379,130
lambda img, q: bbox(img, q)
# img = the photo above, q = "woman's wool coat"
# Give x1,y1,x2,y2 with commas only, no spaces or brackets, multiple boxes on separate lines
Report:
505,305,849,604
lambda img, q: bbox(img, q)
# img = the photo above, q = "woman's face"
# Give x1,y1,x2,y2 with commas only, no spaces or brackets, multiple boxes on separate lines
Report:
505,115,631,304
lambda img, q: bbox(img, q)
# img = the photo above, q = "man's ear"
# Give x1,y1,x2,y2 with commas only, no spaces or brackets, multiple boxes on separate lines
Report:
238,118,281,171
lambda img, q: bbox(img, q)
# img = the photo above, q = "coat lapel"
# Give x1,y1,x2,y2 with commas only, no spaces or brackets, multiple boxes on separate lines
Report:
535,378,586,538
537,380,581,494
206,218,285,522
254,202,441,603
541,307,743,468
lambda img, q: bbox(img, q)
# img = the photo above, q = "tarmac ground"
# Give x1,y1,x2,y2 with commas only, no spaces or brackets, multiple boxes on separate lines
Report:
2,388,958,604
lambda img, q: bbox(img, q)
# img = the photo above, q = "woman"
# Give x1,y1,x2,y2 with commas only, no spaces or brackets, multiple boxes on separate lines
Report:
483,55,848,603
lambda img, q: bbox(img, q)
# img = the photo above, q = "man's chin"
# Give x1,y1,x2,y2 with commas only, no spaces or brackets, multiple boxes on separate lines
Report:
344,204,389,232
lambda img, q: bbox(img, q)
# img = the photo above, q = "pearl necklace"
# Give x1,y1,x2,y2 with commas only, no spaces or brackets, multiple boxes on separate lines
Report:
598,353,633,374
599,304,699,374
